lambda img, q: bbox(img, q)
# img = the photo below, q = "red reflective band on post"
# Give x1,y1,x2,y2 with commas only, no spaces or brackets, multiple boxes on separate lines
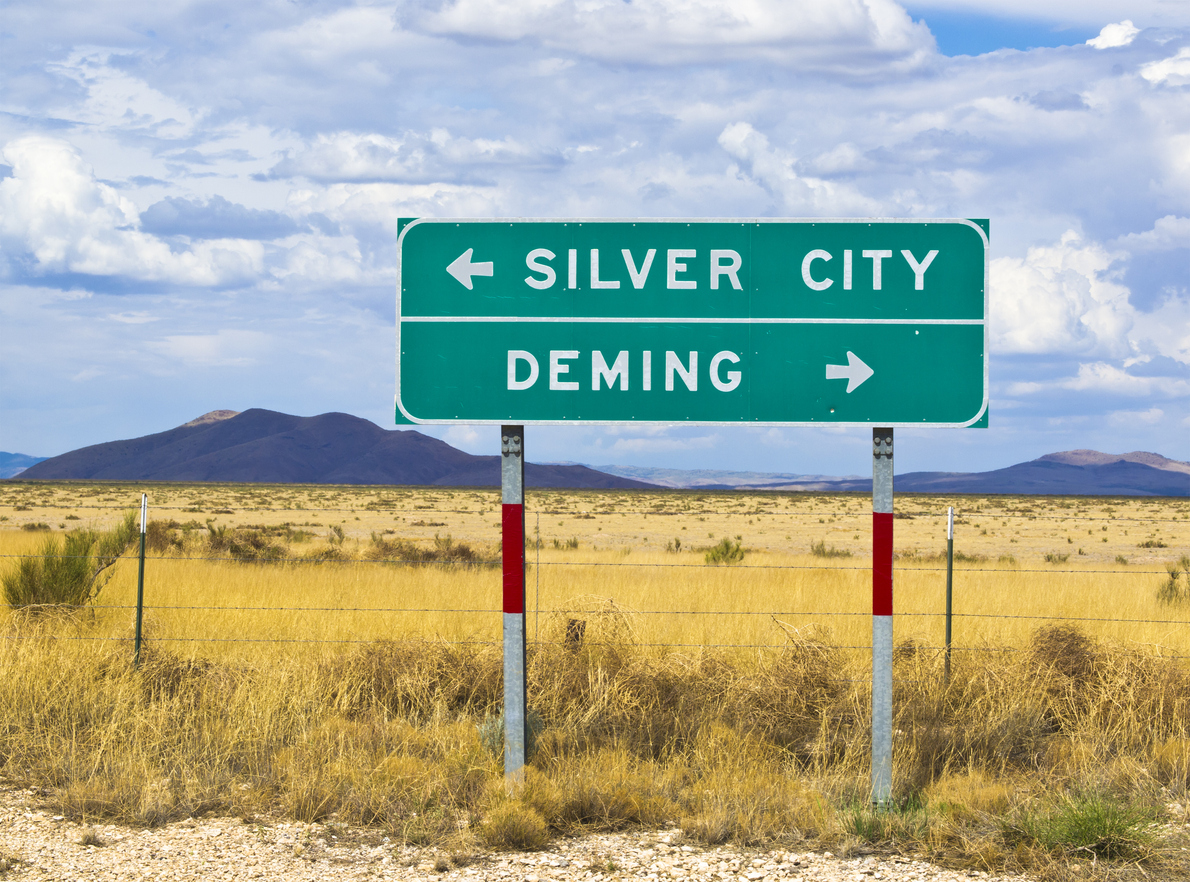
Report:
872,512,893,616
502,503,525,614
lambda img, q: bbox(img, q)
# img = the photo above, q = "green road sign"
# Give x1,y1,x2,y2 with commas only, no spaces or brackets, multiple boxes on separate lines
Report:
396,218,988,427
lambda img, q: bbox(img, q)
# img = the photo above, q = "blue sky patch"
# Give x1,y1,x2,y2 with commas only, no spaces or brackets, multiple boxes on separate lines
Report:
907,8,1098,56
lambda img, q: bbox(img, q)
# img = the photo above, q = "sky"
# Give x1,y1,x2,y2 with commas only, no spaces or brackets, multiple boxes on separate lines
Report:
1,0,1189,477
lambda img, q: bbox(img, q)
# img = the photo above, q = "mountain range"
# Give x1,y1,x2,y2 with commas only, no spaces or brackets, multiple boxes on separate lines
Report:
0,452,46,480
599,451,1189,496
7,410,1189,496
13,410,651,489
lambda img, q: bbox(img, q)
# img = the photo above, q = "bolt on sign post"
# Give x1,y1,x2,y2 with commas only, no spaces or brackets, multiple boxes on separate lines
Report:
395,218,989,788
134,493,147,668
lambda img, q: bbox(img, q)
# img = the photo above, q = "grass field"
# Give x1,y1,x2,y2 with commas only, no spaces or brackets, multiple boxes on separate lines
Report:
1,481,1189,878
0,481,1184,656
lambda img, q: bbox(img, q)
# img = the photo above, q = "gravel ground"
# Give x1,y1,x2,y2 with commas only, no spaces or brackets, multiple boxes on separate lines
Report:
0,785,1027,882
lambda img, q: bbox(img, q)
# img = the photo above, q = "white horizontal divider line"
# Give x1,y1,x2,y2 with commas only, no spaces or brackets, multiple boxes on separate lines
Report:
400,316,984,325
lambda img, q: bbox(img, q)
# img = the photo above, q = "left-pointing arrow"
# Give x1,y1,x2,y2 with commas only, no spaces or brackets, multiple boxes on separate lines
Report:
446,248,494,290
825,351,875,393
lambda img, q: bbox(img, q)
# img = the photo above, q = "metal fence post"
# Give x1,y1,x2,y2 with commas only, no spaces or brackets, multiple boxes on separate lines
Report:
872,428,894,806
501,426,527,785
134,493,147,668
535,511,540,644
945,506,954,684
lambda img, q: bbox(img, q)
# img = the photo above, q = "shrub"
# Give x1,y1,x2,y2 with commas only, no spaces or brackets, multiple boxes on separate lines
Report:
145,519,185,552
954,550,988,563
480,801,549,850
1002,791,1157,859
3,512,137,610
1158,556,1190,605
478,709,545,764
705,537,744,565
809,539,851,559
226,529,289,563
1043,552,1069,564
368,533,494,567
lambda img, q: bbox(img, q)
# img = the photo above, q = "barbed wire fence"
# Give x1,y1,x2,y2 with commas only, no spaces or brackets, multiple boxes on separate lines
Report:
1,499,1187,673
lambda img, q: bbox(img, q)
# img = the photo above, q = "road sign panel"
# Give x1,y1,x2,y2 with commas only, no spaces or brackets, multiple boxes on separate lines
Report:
396,218,988,427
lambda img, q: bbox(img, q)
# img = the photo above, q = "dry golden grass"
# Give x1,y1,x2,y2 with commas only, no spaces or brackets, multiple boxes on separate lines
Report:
1,480,1189,879
0,480,1184,657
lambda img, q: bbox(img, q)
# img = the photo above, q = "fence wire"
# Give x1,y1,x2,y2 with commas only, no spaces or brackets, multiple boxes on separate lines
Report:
2,498,1186,664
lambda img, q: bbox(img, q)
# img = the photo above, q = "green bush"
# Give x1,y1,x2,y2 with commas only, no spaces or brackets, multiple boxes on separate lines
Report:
368,533,495,567
705,537,744,565
3,512,137,610
809,539,851,559
1002,791,1158,859
1157,555,1190,605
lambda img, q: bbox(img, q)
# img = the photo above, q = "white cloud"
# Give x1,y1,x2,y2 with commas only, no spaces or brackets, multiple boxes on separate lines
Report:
607,434,721,453
287,182,503,235
147,329,272,368
0,136,262,285
1062,363,1190,397
405,0,935,69
992,227,1190,377
1117,215,1190,252
1107,406,1164,427
269,239,364,286
442,426,482,451
718,122,880,214
45,50,201,138
1087,20,1139,49
990,232,1134,357
71,366,104,382
1141,47,1190,86
270,130,556,184
108,311,159,324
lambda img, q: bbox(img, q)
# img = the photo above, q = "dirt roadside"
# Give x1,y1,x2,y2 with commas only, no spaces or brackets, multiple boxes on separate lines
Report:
0,784,1025,882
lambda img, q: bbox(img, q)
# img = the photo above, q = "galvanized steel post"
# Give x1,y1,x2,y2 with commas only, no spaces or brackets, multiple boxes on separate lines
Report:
501,426,527,784
134,493,147,669
872,428,894,806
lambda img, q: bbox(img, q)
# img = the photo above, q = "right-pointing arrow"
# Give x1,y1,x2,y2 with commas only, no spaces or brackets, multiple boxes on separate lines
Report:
825,351,874,393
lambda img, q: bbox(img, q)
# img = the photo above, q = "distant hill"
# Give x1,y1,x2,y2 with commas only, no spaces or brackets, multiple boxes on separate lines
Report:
605,451,1189,496
1038,449,1190,475
596,465,862,489
0,452,47,480
890,456,1188,496
15,409,653,489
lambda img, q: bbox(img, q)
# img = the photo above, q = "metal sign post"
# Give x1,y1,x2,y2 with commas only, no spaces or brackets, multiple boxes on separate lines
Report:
501,426,527,783
134,493,147,668
945,506,955,683
872,429,893,805
394,217,990,804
